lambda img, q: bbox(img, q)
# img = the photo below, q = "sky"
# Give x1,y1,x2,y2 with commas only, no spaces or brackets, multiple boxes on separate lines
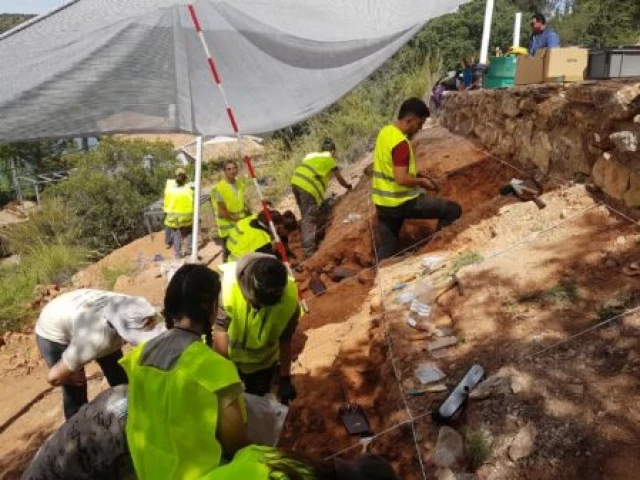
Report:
0,0,67,14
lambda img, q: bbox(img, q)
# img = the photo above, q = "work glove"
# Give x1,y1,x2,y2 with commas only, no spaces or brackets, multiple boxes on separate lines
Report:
278,375,297,405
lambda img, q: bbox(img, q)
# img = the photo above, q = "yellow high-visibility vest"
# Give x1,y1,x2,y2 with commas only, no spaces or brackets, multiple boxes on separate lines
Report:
226,215,272,262
218,262,299,374
371,125,421,207
163,179,176,213
164,184,194,228
290,152,337,205
120,340,241,480
212,180,248,239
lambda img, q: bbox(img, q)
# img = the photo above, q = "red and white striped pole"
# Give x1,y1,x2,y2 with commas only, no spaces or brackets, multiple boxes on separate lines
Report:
187,4,307,311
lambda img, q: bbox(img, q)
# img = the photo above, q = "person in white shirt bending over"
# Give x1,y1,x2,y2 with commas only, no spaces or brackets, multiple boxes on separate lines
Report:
34,289,165,420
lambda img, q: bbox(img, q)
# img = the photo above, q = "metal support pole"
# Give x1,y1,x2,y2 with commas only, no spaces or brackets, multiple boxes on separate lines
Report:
34,183,40,205
190,136,203,263
479,0,495,65
513,12,522,48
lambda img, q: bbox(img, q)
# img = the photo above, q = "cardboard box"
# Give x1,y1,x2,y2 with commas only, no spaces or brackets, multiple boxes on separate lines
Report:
515,51,544,85
515,47,588,85
544,47,588,82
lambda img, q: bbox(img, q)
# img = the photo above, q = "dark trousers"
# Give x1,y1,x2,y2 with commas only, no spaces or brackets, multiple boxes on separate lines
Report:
292,185,321,258
240,364,277,396
376,194,462,260
36,335,128,420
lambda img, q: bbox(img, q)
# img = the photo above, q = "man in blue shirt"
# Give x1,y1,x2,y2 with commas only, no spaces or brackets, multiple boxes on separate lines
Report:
528,12,560,56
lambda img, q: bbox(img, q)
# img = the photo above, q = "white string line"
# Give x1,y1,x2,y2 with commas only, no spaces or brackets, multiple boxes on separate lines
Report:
325,410,433,460
363,196,428,480
523,305,640,360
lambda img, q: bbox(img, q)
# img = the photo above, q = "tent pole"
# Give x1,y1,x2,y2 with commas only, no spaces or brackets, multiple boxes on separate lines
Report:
187,3,307,311
190,135,203,263
513,12,522,48
479,0,495,65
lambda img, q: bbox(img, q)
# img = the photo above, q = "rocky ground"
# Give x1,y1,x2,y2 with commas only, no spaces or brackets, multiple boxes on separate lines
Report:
1,124,639,479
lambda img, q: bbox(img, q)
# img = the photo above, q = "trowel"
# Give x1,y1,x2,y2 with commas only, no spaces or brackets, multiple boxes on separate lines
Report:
338,381,370,436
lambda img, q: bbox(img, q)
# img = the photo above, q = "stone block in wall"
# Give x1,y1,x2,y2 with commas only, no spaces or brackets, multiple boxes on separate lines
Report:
567,82,640,120
624,172,640,207
531,132,552,172
494,133,516,157
536,96,568,129
501,94,520,118
610,130,640,153
474,122,501,148
592,154,631,200
551,132,593,175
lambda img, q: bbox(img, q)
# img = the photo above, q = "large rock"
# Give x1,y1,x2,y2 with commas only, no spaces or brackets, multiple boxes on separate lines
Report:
530,132,552,172
624,172,640,207
501,95,520,118
592,155,631,200
610,130,640,153
432,426,465,468
508,423,537,461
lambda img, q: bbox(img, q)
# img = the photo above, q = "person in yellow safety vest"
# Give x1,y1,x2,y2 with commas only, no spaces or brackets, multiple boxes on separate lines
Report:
163,176,177,249
212,160,250,261
372,98,462,260
164,167,195,259
214,253,300,405
291,138,352,259
203,445,400,480
226,210,298,263
120,264,250,480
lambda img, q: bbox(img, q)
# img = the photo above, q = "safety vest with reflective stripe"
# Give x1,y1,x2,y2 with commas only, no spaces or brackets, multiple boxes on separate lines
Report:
226,215,272,263
164,184,194,228
163,179,176,212
290,152,337,205
120,339,241,480
212,180,248,238
219,262,299,374
371,124,421,207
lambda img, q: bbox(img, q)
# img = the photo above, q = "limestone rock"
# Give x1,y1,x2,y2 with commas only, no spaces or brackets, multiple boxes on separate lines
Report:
610,130,640,153
432,426,465,468
592,155,631,200
531,132,552,172
501,95,520,118
508,423,537,461
624,172,640,207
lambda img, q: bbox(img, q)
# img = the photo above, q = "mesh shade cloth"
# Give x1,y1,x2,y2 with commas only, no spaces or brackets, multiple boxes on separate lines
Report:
0,0,468,142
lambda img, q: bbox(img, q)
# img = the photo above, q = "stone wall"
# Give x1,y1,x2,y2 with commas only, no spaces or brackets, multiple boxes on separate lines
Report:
440,81,640,207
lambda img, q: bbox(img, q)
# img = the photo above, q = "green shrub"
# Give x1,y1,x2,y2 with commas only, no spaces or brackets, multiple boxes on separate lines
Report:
0,241,91,333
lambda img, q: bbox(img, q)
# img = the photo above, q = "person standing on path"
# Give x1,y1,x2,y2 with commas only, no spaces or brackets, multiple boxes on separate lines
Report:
291,138,352,259
164,167,195,259
214,253,300,405
34,289,164,420
212,160,250,261
372,97,461,260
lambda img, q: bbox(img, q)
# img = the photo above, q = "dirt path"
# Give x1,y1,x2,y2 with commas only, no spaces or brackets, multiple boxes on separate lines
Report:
2,125,640,479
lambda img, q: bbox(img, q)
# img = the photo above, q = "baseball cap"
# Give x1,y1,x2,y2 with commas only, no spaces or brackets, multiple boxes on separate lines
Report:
175,167,186,176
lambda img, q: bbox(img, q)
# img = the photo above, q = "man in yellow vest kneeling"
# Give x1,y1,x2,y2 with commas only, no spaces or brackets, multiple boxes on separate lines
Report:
372,98,462,260
164,167,195,259
215,253,300,405
291,138,352,259
212,160,250,261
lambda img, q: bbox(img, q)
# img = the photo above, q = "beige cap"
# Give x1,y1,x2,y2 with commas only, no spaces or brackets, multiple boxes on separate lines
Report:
175,167,186,176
